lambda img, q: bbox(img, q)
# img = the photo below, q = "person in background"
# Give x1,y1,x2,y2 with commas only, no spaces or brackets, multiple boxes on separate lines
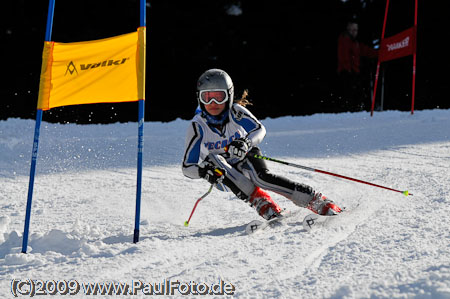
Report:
337,20,378,111
182,69,342,221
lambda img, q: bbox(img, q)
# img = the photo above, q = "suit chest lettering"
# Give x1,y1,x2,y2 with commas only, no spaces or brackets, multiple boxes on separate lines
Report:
204,132,241,150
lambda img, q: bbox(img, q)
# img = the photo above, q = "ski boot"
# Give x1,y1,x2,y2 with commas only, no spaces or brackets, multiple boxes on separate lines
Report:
307,192,342,216
248,187,282,220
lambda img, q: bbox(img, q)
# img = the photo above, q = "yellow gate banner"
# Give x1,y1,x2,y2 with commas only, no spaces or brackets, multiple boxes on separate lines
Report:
38,27,146,110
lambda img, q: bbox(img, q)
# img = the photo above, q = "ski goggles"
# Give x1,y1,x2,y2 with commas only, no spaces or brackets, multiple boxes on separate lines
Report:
199,89,229,105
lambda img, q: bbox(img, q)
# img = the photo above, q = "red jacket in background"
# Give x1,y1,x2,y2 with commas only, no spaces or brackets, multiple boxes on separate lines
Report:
337,32,378,74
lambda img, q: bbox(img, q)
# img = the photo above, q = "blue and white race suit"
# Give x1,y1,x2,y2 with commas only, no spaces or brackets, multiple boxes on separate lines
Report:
182,103,315,207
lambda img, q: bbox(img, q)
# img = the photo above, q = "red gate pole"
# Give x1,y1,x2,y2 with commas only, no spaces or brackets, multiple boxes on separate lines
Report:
411,0,418,115
371,0,390,117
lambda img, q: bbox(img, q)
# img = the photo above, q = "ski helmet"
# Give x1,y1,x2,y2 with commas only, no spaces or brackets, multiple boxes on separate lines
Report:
197,69,234,112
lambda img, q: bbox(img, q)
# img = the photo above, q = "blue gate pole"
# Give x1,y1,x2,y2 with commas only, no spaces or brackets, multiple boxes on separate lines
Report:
22,0,55,254
134,0,146,243
134,101,144,243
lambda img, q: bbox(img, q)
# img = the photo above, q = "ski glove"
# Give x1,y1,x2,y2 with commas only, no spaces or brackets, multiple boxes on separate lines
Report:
199,163,226,185
228,137,252,161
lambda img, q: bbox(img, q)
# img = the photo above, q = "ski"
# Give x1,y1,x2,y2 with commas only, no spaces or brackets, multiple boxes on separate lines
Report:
246,209,345,234
302,213,321,231
302,211,345,232
245,217,279,235
245,210,301,234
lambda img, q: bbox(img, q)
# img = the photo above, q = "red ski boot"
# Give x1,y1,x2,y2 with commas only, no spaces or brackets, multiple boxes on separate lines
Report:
248,187,282,220
307,192,342,216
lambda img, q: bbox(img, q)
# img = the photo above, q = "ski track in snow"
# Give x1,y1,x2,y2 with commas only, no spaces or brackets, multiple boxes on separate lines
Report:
1,110,450,298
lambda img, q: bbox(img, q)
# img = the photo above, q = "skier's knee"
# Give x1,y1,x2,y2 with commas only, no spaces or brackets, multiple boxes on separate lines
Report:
256,169,274,183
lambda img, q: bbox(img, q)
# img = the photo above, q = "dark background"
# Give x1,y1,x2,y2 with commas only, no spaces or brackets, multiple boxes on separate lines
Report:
1,0,447,124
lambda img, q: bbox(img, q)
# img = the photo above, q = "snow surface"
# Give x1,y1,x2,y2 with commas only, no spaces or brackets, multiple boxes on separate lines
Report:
1,110,450,298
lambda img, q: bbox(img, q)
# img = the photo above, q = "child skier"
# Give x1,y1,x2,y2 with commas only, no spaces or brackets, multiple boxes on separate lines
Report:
182,69,342,220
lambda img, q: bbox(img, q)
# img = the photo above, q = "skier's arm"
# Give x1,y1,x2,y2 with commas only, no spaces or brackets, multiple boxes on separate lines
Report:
182,122,204,179
230,104,266,147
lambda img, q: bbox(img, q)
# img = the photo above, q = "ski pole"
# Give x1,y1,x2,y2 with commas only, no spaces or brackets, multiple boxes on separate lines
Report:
254,154,412,196
184,184,213,227
184,168,224,227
